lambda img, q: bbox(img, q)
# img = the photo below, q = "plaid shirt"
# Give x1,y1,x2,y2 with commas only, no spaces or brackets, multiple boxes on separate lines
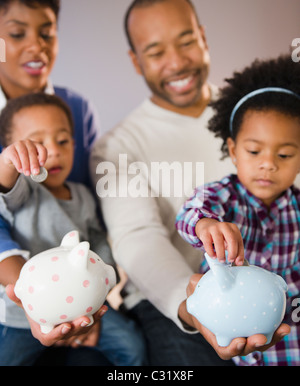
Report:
176,174,300,366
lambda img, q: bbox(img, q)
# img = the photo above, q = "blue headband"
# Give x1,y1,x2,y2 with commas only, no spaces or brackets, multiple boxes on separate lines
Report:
229,87,300,136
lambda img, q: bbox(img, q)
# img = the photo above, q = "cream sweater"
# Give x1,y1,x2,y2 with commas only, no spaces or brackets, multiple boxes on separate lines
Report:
90,85,235,331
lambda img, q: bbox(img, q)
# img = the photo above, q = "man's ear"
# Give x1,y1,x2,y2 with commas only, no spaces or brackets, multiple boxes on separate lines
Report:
198,25,209,50
128,50,143,76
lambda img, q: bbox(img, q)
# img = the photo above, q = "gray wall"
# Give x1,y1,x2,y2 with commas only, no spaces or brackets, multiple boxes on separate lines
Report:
52,0,300,134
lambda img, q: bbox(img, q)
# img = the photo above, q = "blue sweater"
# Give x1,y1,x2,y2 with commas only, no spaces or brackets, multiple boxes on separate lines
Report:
0,86,100,254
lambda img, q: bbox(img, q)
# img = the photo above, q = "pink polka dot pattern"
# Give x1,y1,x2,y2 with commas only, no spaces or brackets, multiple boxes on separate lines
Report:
13,230,116,334
83,280,90,288
52,274,59,282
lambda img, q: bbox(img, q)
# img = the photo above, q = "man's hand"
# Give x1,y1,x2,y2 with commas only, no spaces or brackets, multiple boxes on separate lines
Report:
179,274,291,361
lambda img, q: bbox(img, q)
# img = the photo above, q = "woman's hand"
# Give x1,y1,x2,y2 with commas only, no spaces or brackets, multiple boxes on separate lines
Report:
6,283,108,347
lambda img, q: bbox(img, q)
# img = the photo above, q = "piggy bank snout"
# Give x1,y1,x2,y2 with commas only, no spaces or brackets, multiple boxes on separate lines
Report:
14,280,22,300
87,250,117,290
272,272,288,292
105,264,117,290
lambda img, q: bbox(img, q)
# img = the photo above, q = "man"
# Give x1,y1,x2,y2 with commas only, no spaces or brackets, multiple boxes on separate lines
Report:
91,0,289,365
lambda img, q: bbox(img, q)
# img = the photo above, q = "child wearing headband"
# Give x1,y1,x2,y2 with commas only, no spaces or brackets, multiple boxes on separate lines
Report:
175,55,300,366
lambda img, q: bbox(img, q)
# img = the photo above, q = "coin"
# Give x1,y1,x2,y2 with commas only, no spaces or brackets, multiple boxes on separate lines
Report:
30,167,48,183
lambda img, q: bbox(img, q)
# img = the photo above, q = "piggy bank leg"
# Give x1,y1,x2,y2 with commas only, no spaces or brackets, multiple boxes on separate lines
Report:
216,335,232,347
40,324,55,334
87,315,94,326
264,332,273,345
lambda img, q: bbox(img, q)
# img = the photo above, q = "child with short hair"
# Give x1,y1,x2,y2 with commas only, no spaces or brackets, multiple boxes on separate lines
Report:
0,93,147,366
176,55,300,366
0,0,106,360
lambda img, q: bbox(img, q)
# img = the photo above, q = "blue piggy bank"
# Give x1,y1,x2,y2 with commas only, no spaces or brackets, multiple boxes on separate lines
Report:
187,253,288,347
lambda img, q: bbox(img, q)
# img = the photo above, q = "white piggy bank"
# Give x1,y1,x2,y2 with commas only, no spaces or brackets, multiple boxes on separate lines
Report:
14,231,116,334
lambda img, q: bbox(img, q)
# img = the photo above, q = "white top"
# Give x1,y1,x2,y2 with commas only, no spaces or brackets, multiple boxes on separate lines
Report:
90,85,235,331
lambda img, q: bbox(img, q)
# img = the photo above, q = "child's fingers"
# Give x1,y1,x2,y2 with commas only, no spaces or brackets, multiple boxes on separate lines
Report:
211,223,244,264
234,249,245,266
200,231,216,258
35,143,48,168
27,141,45,175
197,220,243,264
224,226,244,265
204,227,226,261
4,146,23,173
13,141,32,175
15,140,45,176
234,237,245,266
212,232,226,262
200,225,227,260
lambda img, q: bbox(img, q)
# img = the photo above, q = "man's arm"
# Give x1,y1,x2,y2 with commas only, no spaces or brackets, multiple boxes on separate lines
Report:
90,138,195,330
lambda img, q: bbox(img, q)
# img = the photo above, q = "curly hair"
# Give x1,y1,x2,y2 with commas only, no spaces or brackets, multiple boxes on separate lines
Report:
0,93,73,147
0,0,60,18
208,55,300,158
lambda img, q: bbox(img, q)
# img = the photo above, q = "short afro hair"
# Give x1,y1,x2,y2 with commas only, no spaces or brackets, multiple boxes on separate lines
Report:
124,0,200,52
208,55,300,158
0,93,74,147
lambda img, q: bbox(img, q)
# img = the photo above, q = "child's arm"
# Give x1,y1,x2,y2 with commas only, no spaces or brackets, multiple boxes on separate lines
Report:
195,218,244,265
0,255,26,287
0,140,47,192
176,180,245,266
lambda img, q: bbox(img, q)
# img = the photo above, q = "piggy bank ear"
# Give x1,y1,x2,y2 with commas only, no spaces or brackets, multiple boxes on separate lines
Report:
68,241,90,269
61,231,80,248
